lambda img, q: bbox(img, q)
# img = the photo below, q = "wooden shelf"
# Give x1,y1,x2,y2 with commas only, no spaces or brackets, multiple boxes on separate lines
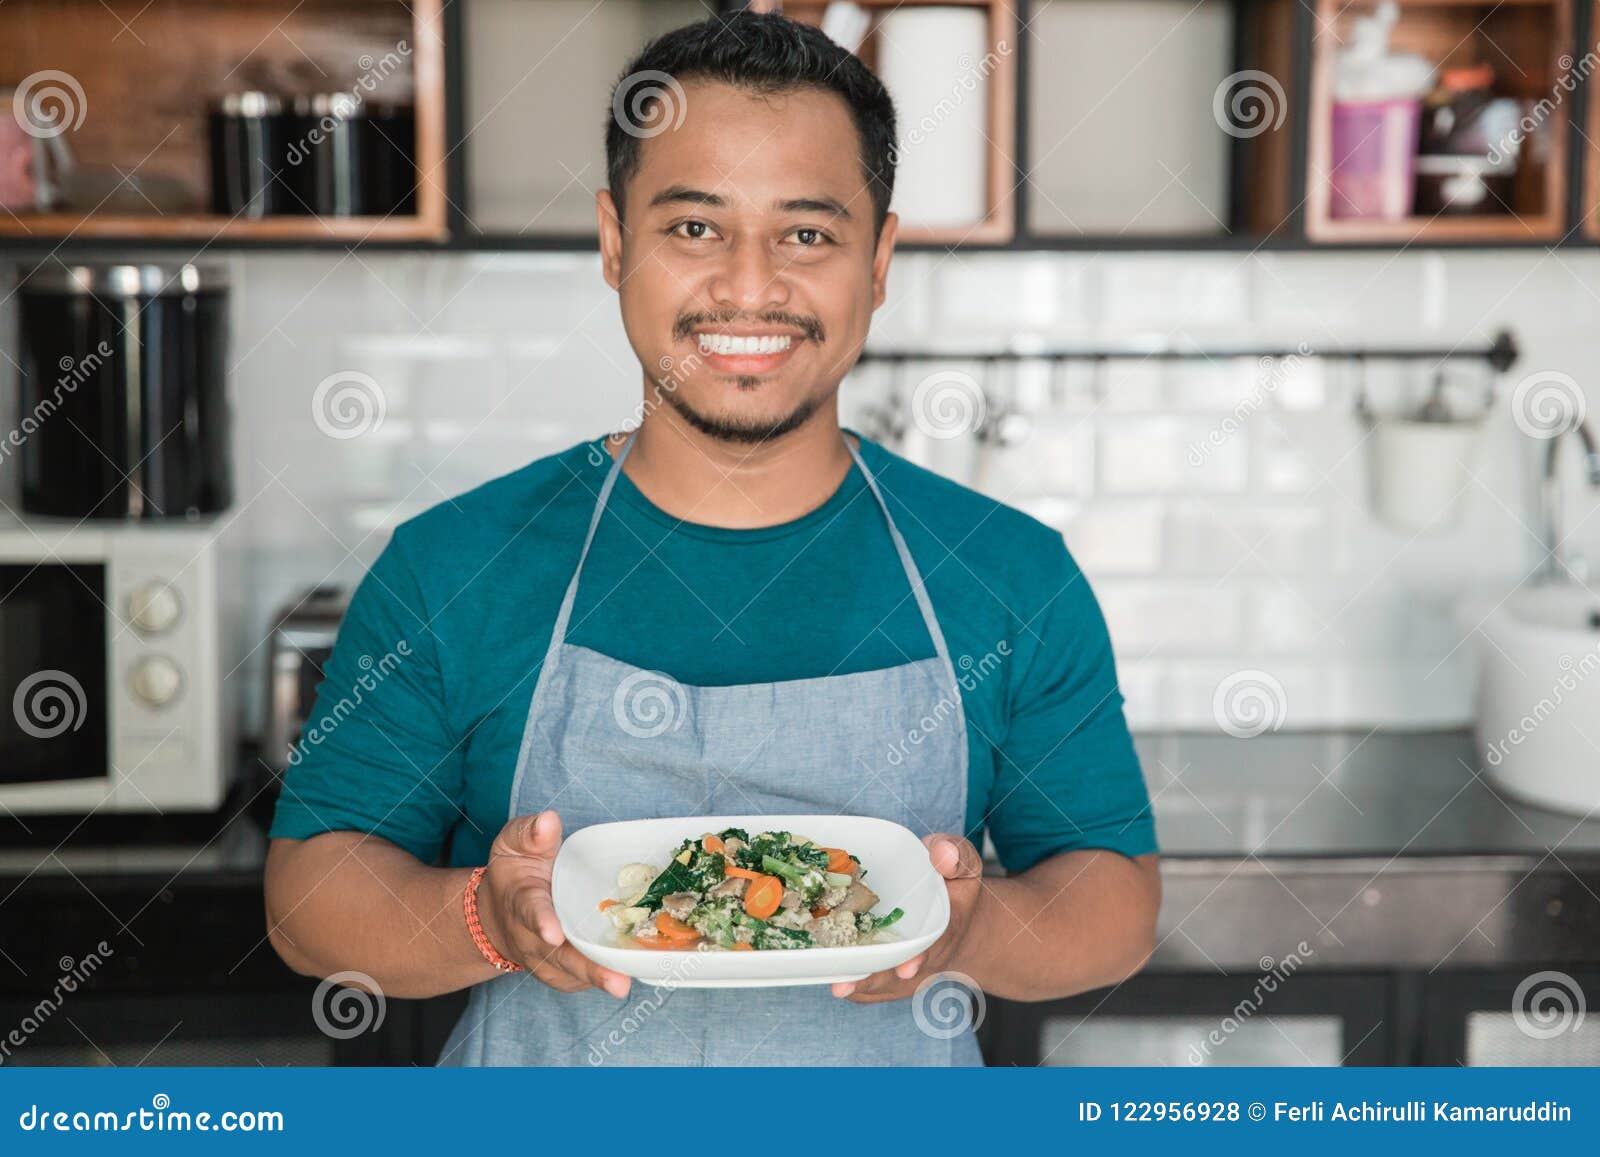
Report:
1305,0,1571,244
0,0,447,243
1585,1,1600,240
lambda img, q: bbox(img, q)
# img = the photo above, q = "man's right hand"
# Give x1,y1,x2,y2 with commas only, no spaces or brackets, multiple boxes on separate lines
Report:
476,810,632,998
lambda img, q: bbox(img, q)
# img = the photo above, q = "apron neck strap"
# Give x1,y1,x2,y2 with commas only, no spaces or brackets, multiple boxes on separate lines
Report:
543,431,955,672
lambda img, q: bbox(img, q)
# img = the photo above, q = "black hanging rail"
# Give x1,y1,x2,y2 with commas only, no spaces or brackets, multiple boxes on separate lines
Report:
856,328,1519,375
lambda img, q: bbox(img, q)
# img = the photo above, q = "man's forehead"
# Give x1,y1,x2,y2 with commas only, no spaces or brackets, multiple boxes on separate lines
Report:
631,79,867,209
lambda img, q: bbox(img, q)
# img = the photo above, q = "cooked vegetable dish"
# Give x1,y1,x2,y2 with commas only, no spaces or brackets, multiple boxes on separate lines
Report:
599,829,905,950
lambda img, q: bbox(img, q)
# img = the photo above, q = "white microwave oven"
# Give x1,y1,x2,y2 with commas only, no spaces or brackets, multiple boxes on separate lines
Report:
0,518,234,814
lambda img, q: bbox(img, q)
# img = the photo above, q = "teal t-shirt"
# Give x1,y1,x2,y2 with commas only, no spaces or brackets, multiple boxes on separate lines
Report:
268,434,1157,873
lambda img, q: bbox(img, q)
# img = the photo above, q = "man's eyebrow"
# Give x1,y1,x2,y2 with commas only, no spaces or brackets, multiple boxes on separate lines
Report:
776,196,852,220
648,185,728,209
644,186,853,221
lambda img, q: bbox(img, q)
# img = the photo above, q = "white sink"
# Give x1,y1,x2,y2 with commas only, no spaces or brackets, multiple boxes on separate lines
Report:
1477,584,1600,816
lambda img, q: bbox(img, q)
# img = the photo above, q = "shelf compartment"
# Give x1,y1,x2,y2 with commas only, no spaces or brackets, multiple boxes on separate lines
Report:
765,0,1018,245
0,0,447,243
1305,0,1572,244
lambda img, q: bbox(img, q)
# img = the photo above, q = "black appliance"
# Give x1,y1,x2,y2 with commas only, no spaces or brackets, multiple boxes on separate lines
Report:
16,262,233,520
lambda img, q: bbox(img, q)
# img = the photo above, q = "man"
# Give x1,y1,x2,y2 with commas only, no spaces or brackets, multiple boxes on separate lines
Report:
265,11,1159,1067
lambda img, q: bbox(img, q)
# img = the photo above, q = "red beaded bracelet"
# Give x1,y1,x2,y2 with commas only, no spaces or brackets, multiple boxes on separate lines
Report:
464,865,525,973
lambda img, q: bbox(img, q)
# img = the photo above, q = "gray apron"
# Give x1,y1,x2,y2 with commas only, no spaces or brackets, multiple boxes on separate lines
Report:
439,434,982,1066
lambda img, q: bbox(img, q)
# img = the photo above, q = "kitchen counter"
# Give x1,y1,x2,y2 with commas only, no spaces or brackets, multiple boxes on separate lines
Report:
2,730,1597,991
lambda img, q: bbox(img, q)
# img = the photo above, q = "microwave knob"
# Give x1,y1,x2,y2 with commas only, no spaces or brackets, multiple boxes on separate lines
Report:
130,656,183,708
128,581,183,634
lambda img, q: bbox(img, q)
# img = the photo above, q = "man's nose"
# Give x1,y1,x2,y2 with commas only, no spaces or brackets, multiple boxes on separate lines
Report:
707,236,791,313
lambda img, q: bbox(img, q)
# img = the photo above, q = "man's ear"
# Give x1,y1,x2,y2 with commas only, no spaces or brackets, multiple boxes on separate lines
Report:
598,189,624,291
871,210,898,310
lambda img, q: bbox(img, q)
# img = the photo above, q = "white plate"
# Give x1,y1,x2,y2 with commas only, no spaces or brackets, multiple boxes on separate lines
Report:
551,814,949,988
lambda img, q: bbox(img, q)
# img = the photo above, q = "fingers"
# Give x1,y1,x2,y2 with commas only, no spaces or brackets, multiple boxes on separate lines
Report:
519,874,566,947
922,832,983,880
832,952,926,1002
552,942,631,999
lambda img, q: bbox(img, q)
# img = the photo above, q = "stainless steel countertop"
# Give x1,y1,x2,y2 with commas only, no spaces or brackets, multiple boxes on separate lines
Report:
1138,730,1600,858
3,731,1597,972
1134,731,1600,971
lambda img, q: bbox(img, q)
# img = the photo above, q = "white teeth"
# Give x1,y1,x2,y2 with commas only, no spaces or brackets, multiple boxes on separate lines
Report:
696,333,793,356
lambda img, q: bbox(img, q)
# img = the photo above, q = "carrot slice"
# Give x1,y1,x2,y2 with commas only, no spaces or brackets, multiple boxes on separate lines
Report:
743,874,783,919
724,864,762,880
632,935,692,950
598,898,619,911
702,835,725,853
823,847,854,874
730,942,754,951
654,913,702,942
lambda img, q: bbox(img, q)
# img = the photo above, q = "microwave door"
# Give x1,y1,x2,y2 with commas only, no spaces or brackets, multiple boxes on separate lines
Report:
0,563,109,785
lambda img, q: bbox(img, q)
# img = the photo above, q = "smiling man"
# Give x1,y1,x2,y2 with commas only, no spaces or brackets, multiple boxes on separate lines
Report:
264,11,1159,1067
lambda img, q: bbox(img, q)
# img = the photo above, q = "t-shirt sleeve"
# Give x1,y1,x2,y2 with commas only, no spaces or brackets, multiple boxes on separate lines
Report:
266,527,465,864
984,539,1157,874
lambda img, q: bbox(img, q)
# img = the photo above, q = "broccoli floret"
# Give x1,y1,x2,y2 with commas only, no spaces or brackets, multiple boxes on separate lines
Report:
690,898,742,948
716,826,750,844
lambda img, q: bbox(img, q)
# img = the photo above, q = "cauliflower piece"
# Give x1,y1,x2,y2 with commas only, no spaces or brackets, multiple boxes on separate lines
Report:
614,862,659,905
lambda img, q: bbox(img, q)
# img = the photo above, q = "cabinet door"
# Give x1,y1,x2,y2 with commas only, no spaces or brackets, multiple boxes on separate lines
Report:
1423,969,1599,1066
986,973,1392,1066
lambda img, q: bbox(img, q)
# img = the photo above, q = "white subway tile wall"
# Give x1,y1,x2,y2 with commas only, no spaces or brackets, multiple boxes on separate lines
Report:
96,250,1600,735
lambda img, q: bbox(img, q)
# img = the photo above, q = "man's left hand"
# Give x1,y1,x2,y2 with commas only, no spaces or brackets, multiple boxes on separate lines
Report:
830,831,984,1003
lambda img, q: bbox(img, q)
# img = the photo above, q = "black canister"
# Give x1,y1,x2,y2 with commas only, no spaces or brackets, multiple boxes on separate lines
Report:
17,263,233,520
286,94,416,217
209,91,292,217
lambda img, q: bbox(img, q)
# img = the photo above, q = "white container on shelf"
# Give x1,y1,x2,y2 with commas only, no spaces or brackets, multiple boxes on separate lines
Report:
876,6,990,228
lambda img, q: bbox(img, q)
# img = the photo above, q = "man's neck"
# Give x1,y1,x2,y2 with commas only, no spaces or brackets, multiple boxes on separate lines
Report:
614,405,856,529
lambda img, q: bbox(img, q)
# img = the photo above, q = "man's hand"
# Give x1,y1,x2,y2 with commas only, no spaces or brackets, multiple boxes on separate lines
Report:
477,810,633,998
830,831,984,1003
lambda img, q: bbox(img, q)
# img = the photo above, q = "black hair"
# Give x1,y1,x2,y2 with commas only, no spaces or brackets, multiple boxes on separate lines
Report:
605,10,897,235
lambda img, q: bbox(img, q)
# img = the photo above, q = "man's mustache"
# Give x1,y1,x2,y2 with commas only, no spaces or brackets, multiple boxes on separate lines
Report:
672,311,825,344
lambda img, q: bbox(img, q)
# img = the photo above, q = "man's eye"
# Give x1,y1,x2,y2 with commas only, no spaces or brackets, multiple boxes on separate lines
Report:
673,220,713,240
791,228,829,247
